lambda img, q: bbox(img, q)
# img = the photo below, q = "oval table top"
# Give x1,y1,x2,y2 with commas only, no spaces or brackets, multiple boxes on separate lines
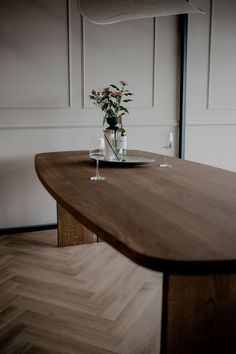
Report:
35,150,236,275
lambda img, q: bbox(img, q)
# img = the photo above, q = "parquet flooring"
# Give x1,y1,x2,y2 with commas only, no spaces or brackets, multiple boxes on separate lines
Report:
0,230,162,354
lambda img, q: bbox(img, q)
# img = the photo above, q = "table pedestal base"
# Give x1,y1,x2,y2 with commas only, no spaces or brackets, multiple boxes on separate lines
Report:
57,204,97,246
161,273,236,354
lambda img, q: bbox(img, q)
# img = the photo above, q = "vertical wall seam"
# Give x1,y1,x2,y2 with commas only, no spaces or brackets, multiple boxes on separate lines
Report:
178,14,188,159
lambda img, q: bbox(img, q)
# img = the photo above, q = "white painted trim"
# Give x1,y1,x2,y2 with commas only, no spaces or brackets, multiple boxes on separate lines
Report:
67,0,73,108
0,120,178,129
206,0,213,110
187,120,236,126
81,16,86,109
152,18,157,108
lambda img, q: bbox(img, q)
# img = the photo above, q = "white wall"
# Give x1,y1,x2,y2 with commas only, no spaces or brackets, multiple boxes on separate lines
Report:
0,0,180,228
186,0,236,171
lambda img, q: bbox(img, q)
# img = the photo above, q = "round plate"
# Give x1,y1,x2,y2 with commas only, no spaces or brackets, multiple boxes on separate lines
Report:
91,155,155,165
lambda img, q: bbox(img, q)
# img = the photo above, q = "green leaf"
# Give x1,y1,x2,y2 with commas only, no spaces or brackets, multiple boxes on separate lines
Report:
107,109,114,115
119,106,129,113
102,103,108,111
110,84,120,90
110,101,116,108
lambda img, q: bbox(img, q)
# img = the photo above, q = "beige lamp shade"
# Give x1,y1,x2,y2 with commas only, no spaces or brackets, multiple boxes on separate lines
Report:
78,0,204,25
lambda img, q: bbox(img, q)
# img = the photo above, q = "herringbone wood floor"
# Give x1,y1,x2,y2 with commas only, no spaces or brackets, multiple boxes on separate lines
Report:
0,230,162,354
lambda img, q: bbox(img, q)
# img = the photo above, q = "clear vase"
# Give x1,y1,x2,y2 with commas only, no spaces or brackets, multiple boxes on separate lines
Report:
103,129,117,161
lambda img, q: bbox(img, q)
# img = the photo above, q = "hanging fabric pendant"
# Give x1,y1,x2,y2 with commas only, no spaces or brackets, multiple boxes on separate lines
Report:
78,0,204,25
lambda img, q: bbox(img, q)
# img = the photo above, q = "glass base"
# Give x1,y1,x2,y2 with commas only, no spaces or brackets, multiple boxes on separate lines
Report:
90,176,105,181
160,163,172,168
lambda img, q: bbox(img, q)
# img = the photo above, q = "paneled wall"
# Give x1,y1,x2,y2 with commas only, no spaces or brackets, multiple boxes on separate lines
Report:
186,0,236,171
0,0,180,228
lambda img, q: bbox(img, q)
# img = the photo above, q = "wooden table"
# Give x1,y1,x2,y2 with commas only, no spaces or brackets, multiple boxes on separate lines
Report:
35,150,236,354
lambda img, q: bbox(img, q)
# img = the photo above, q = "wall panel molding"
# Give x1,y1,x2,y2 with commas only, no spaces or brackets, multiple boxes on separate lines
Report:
0,0,71,110
82,17,158,110
186,0,236,172
187,120,236,126
0,1,179,128
0,0,81,128
187,0,236,123
206,0,213,110
0,120,178,129
207,0,236,110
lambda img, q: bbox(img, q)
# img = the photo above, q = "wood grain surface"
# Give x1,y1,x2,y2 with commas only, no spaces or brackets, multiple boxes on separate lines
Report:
0,230,162,354
57,204,97,246
161,273,236,354
35,150,236,274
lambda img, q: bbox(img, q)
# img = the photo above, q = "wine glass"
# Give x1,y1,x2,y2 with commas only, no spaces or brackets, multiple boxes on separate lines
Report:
89,137,105,180
160,132,173,168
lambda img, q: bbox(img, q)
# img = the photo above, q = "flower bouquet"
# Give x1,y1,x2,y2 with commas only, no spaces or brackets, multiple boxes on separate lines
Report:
89,81,134,161
89,81,133,129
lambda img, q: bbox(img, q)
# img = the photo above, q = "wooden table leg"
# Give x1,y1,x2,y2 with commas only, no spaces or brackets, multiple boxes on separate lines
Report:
57,203,97,247
161,273,236,354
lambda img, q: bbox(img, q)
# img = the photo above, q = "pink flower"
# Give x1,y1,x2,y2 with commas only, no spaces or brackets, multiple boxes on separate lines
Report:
112,92,123,97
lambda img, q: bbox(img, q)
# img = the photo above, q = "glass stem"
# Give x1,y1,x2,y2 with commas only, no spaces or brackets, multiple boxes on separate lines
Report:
164,149,167,165
96,159,99,178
